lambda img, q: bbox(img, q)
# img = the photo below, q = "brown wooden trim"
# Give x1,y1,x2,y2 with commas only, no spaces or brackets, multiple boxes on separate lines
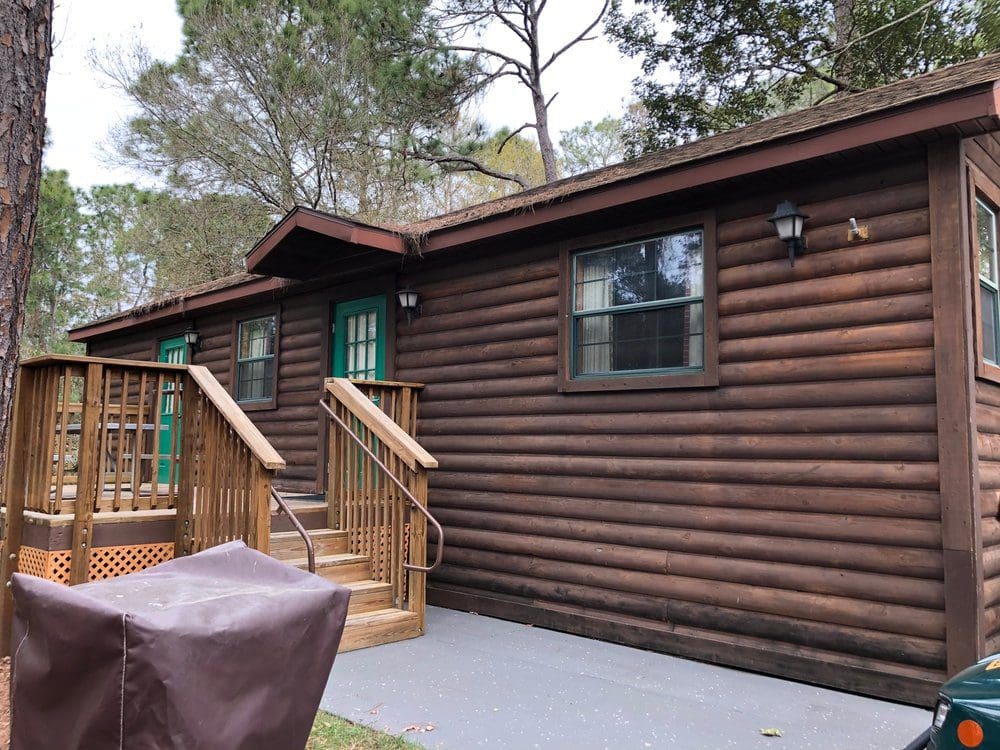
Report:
422,86,1000,254
557,211,720,392
930,138,985,675
970,163,1000,384
230,304,281,411
246,206,407,273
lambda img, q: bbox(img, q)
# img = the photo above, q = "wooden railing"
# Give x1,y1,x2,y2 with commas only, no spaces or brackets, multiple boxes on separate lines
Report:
349,379,424,439
324,378,438,625
0,356,285,637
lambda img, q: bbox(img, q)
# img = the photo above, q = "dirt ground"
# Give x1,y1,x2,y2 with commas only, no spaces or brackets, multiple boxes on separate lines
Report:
0,657,9,748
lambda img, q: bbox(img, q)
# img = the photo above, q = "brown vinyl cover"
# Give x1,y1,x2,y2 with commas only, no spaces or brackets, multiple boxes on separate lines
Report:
9,540,350,750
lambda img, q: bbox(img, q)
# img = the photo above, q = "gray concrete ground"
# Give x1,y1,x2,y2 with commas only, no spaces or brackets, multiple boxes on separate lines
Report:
321,607,932,750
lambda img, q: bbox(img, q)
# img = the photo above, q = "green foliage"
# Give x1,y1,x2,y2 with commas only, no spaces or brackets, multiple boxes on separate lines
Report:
559,117,626,175
608,0,1000,152
307,711,420,749
24,170,86,357
104,0,479,219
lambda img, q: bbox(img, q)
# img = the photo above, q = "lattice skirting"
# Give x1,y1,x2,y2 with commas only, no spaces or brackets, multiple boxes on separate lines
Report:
17,542,174,585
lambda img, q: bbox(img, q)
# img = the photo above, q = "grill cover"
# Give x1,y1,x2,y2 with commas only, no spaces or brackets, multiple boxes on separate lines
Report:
10,540,350,750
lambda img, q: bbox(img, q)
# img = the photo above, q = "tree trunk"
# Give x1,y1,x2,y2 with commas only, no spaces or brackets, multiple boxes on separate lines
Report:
531,85,559,182
832,0,856,90
0,0,53,482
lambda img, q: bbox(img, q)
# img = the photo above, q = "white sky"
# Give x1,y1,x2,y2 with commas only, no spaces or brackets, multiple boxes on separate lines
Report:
44,0,645,189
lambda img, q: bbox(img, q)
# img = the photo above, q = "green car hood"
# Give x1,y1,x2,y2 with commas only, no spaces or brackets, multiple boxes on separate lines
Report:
941,656,1000,715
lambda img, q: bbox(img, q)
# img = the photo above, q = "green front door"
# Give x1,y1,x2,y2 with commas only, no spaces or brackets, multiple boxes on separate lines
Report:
157,336,187,484
333,295,386,380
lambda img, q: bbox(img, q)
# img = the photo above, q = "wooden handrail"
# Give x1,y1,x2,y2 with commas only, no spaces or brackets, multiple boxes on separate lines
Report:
320,399,443,573
187,366,285,470
19,354,188,371
324,378,437,471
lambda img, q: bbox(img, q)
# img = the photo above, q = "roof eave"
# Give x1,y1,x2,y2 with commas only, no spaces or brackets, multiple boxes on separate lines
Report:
245,206,407,275
418,81,1000,253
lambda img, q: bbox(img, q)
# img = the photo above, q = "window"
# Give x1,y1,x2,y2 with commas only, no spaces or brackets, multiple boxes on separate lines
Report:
571,229,705,377
235,315,276,403
978,197,1000,365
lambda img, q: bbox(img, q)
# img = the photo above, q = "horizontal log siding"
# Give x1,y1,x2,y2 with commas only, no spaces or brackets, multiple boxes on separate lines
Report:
969,134,1000,655
399,154,944,702
86,292,329,494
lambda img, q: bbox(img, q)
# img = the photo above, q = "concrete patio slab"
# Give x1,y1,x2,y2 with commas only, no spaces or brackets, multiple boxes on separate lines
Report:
321,607,931,750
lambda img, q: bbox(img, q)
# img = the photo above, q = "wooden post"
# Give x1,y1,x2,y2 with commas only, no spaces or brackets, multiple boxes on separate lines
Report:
175,374,198,556
0,368,35,655
408,468,429,632
69,363,103,585
929,138,985,674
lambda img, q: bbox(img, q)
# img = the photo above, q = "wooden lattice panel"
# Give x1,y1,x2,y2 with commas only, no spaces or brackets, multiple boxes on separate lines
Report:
17,543,174,585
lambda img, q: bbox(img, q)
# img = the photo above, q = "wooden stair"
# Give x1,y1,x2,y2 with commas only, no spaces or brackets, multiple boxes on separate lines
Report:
268,528,422,652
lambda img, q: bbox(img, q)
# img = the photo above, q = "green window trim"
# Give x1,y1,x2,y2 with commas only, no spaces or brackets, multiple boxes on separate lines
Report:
235,314,277,404
570,228,706,379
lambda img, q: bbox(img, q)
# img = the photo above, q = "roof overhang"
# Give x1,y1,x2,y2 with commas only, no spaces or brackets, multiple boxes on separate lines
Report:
68,276,290,342
416,81,1000,253
246,207,408,277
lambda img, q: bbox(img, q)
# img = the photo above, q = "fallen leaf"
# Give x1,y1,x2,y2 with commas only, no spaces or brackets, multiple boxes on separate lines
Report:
403,724,437,733
367,702,384,716
760,728,783,737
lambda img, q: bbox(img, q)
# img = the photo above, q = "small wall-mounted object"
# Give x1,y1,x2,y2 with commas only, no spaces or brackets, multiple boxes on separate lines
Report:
183,327,201,352
848,216,871,243
767,201,809,266
396,287,421,323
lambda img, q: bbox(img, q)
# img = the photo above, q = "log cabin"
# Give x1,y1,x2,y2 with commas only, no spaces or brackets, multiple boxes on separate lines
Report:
64,53,1000,704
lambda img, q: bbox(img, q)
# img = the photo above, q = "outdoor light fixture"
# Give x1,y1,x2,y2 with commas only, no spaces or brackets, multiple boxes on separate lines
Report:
397,288,421,322
183,327,201,351
767,200,809,266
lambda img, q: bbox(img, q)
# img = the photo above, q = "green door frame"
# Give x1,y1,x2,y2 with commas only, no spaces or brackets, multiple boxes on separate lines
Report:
157,336,187,484
332,295,387,380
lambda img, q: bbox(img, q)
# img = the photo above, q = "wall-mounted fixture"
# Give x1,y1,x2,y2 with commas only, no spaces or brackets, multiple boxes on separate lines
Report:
848,216,871,243
767,200,809,266
397,288,421,323
183,327,201,352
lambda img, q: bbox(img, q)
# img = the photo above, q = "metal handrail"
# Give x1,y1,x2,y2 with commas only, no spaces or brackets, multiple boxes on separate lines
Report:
270,488,316,574
319,398,443,573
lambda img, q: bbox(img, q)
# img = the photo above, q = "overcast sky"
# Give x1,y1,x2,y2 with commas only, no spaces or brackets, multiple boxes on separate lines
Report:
44,0,645,189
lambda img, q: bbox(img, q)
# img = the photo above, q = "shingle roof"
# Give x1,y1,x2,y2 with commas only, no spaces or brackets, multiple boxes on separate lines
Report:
70,52,1000,338
402,52,1000,235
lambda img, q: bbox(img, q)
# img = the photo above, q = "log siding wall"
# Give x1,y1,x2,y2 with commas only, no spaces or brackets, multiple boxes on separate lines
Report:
398,151,945,703
968,133,1000,655
79,142,997,703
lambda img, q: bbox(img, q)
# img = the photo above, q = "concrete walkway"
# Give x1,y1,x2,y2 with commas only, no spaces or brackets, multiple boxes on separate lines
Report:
321,607,931,750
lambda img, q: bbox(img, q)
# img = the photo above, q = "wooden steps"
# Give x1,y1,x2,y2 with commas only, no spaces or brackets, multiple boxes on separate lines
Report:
268,526,422,652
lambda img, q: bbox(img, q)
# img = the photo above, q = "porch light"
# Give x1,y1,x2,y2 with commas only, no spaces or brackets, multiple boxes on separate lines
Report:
397,288,421,322
768,200,808,266
183,327,201,350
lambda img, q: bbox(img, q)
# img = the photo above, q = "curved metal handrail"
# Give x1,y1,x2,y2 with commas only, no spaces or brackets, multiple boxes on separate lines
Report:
319,399,443,573
270,488,316,575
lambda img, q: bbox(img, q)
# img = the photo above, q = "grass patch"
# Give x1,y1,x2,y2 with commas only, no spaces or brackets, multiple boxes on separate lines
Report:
307,711,421,750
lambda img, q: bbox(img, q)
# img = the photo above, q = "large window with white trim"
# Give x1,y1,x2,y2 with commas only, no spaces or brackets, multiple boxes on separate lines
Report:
978,197,1000,366
571,229,705,377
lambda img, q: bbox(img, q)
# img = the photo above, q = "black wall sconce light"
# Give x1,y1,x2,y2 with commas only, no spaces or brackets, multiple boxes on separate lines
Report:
183,327,201,352
768,200,809,266
396,287,421,323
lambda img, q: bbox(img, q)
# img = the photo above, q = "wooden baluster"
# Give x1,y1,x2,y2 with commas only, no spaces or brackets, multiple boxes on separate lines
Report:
1,367,36,654
150,372,164,509
166,373,181,508
390,453,404,607
53,365,73,512
132,371,148,510
112,370,130,510
70,363,104,585
95,372,112,512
